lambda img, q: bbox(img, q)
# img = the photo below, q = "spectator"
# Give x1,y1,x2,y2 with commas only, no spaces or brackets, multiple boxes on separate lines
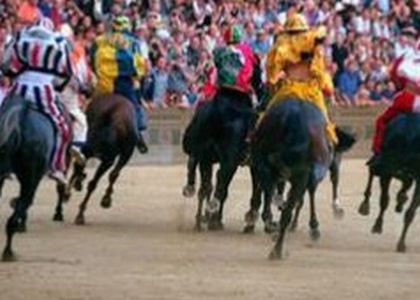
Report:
149,55,169,109
336,59,363,105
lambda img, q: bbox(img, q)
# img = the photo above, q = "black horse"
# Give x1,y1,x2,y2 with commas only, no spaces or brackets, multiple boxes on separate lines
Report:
182,57,264,231
0,96,70,261
243,135,355,235
251,99,332,259
359,113,420,252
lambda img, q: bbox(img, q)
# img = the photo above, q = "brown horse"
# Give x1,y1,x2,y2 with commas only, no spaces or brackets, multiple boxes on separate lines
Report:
70,94,142,225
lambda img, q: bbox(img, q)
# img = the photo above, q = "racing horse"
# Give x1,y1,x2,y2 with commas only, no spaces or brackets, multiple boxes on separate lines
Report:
359,113,420,252
182,57,265,231
70,94,142,225
243,130,356,235
251,99,332,260
0,96,71,261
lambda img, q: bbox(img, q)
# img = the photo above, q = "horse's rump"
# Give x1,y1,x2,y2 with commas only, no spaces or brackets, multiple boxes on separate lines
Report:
380,113,420,176
253,99,330,180
183,88,254,157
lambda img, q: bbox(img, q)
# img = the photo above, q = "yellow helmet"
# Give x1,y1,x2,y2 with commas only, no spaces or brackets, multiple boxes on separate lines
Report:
284,14,309,32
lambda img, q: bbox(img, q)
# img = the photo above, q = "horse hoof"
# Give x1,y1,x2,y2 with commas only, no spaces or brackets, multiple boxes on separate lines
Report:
194,223,203,232
396,242,406,253
100,196,112,209
371,223,383,234
358,201,370,216
182,185,196,198
264,222,278,234
53,214,64,222
208,221,224,231
2,249,17,262
395,204,404,214
268,249,282,260
310,229,321,241
243,225,255,234
333,204,345,220
16,223,27,233
74,180,83,192
206,198,221,215
289,222,298,233
75,215,85,225
244,210,258,224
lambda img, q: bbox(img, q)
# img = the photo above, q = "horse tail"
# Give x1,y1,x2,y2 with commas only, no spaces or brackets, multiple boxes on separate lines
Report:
0,98,27,152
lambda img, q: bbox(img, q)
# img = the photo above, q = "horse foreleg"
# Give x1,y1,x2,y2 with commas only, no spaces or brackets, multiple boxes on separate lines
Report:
372,175,391,234
359,169,374,216
183,156,198,198
75,159,114,225
396,177,414,213
397,180,420,253
244,165,262,234
195,161,212,231
330,152,344,219
101,152,132,209
270,170,309,260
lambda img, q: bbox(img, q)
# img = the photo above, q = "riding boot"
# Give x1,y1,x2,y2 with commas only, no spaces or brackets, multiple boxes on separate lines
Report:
49,171,68,185
335,126,356,153
70,145,86,165
137,132,148,154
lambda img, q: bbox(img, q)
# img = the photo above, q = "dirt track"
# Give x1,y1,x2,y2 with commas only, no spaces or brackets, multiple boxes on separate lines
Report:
0,160,419,300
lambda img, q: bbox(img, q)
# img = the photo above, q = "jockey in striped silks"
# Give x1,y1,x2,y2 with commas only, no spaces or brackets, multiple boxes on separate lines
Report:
59,23,95,164
2,17,73,185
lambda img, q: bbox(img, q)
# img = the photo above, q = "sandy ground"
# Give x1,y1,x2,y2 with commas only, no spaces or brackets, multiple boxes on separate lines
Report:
0,159,419,300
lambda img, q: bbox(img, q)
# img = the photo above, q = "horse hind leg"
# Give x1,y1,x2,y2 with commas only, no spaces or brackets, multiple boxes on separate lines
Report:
244,165,262,234
183,157,198,198
397,180,420,253
270,170,309,260
308,182,321,241
372,175,391,234
395,177,413,213
289,193,304,233
53,183,67,222
195,162,212,231
330,153,344,219
75,158,115,225
101,150,133,209
2,176,40,261
359,169,374,216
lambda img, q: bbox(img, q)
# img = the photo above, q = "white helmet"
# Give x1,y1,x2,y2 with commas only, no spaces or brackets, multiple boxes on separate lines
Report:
35,17,55,31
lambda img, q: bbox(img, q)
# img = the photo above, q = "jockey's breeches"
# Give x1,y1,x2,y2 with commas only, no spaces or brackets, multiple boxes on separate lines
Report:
10,81,71,173
61,88,87,147
263,80,338,145
373,91,418,154
116,87,147,132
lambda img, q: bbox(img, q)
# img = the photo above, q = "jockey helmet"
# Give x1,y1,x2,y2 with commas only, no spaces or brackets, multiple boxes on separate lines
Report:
223,25,242,45
60,23,74,40
36,17,55,31
283,13,309,32
112,16,132,32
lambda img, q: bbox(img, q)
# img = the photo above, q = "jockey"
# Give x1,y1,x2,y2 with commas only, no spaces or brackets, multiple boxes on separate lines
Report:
90,16,148,153
1,17,73,184
213,25,257,100
60,24,94,164
265,13,338,146
371,42,420,159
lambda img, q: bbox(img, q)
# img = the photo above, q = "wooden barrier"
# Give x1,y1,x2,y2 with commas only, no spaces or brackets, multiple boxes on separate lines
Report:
130,105,386,165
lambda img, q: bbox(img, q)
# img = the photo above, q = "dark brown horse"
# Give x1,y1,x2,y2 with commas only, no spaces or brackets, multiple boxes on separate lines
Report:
70,94,142,225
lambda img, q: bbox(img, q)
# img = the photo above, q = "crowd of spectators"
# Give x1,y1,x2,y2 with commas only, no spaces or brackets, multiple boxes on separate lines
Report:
0,0,419,108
